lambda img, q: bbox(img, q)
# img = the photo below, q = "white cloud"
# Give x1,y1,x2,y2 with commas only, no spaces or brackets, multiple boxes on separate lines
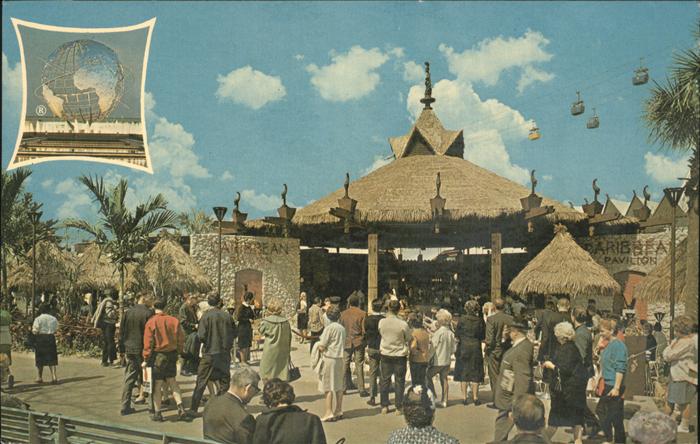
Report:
306,46,392,102
240,189,282,212
542,174,553,181
439,30,553,90
403,61,424,83
294,54,305,61
42,178,94,220
149,116,210,181
406,77,532,185
363,154,393,175
644,152,690,184
221,170,235,181
216,66,287,110
388,47,405,58
516,65,555,94
2,52,22,105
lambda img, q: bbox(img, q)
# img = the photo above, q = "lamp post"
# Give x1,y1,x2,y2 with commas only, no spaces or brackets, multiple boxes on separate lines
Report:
663,186,684,339
29,209,42,320
212,207,227,298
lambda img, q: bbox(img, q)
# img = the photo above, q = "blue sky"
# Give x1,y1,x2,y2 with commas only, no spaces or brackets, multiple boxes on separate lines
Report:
2,1,697,233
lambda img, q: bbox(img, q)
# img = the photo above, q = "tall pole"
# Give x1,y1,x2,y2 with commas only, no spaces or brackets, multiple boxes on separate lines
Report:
664,186,683,340
669,203,677,340
212,207,227,299
31,219,37,320
218,219,223,298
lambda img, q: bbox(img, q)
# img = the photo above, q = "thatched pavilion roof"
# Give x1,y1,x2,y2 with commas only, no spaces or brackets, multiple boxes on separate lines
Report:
144,237,211,293
293,94,583,228
75,243,119,290
8,241,73,290
633,238,687,305
293,154,584,226
508,225,621,300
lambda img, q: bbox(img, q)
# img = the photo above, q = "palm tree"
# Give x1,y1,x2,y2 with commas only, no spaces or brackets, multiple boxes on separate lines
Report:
644,25,699,318
1,168,32,299
177,209,215,235
64,174,177,317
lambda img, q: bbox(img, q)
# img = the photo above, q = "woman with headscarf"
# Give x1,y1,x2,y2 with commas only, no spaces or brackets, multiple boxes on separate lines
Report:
259,300,292,382
32,304,59,384
454,300,485,405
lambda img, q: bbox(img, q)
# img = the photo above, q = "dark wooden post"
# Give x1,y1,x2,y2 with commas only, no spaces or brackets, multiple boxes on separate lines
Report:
368,233,379,313
491,233,502,301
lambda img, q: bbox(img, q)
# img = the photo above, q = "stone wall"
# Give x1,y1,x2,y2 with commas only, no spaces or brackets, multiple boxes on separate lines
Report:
190,234,300,318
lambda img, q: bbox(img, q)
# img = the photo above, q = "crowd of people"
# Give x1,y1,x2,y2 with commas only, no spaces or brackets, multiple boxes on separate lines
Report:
0,289,696,444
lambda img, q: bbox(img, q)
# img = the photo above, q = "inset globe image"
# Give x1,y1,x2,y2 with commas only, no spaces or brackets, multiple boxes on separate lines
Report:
8,18,155,172
40,39,125,123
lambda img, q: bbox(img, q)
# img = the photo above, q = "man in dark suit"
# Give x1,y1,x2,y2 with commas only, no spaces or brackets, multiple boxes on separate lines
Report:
119,294,153,415
485,298,514,403
203,366,260,444
495,394,549,443
493,318,535,443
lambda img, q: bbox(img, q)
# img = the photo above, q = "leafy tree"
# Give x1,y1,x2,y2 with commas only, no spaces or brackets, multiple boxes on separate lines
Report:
64,174,177,317
1,169,58,301
177,209,215,235
643,23,699,316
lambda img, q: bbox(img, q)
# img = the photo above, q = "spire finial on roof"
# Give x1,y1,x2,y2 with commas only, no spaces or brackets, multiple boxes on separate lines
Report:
420,61,436,110
643,185,651,206
530,169,538,195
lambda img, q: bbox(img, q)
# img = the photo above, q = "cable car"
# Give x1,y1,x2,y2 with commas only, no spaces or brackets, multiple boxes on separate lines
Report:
528,124,541,140
571,91,585,116
587,108,599,129
633,58,649,86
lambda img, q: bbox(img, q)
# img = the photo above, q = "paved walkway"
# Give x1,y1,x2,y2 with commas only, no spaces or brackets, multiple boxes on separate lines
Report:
2,344,696,444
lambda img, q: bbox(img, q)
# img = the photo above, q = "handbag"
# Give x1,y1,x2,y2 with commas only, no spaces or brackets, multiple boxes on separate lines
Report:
551,367,563,394
288,358,301,382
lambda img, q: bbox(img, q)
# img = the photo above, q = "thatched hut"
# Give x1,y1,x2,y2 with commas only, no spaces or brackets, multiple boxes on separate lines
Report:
75,243,119,291
633,238,688,306
8,241,73,291
143,237,212,298
508,225,621,307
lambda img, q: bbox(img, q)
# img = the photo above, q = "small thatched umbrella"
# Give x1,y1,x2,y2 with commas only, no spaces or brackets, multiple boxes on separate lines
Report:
508,225,621,305
8,241,73,291
633,238,688,305
75,243,119,291
144,237,211,298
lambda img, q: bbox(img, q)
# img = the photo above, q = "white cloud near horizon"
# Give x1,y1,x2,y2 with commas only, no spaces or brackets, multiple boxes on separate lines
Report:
241,189,283,212
221,170,235,181
2,52,22,105
306,46,395,102
216,66,287,109
644,152,690,184
439,30,554,92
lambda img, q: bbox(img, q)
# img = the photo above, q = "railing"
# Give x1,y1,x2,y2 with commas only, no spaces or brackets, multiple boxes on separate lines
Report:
1,407,216,444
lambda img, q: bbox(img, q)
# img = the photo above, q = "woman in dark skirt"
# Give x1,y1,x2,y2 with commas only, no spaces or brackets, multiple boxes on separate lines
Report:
235,292,256,364
543,321,587,444
32,304,59,384
453,300,485,405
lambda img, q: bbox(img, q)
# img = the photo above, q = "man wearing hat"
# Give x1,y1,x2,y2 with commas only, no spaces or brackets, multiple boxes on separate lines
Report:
493,317,535,443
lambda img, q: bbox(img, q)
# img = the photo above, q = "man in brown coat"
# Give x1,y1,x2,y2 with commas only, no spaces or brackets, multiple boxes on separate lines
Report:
485,298,514,404
339,294,368,396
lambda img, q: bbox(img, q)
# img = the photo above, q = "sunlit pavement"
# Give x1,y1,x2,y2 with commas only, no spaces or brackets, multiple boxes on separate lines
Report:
3,346,696,444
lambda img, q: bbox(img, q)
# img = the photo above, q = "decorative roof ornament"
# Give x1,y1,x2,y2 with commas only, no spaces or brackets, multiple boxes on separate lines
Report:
330,172,359,233
582,178,604,217
344,172,350,198
430,171,447,233
420,61,436,110
530,169,538,195
231,191,248,228
520,169,543,211
643,185,651,207
281,183,288,207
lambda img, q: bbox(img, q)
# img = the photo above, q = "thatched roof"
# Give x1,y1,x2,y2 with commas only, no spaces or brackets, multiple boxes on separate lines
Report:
293,154,584,225
633,238,688,305
508,225,621,300
8,241,73,290
144,237,211,293
75,243,119,290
